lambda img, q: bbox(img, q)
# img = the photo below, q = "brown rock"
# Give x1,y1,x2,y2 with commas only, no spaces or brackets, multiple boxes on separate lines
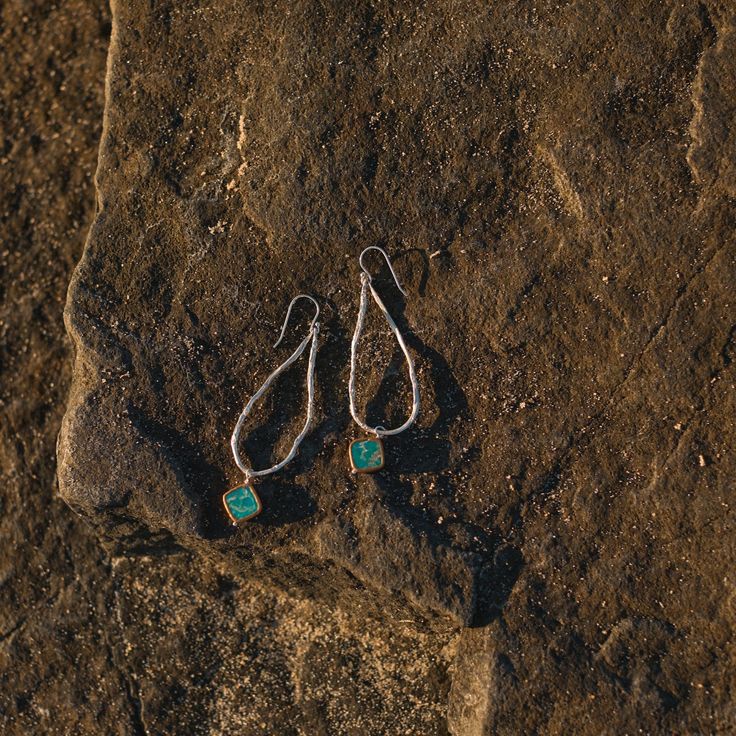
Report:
3,0,735,732
0,1,453,734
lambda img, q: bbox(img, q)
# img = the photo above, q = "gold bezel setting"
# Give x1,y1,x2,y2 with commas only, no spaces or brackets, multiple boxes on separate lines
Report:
349,437,385,473
222,484,262,524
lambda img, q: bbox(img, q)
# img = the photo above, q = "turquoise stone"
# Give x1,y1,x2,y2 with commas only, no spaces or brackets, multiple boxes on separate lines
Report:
350,438,384,472
223,485,261,523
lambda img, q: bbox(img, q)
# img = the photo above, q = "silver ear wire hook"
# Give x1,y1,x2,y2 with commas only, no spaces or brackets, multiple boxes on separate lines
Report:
231,294,321,481
358,246,408,297
273,294,320,348
349,248,419,439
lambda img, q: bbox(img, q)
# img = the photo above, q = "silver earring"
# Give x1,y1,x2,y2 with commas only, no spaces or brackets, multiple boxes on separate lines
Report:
348,247,420,473
224,295,320,523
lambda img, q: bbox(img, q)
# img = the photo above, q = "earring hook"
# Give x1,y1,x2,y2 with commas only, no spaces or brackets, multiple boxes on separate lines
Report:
358,246,408,297
273,294,320,348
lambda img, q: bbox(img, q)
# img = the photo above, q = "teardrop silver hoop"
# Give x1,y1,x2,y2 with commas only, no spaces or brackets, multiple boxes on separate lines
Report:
224,295,320,523
348,247,420,473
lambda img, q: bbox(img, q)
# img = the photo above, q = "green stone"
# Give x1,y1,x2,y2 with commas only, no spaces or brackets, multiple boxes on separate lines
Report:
223,485,261,522
350,438,384,472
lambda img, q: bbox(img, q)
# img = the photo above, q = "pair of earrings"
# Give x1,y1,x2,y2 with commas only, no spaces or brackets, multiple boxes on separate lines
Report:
222,247,420,524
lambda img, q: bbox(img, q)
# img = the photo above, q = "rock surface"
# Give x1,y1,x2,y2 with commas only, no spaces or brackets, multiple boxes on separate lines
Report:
2,0,735,733
0,2,452,734
58,0,531,627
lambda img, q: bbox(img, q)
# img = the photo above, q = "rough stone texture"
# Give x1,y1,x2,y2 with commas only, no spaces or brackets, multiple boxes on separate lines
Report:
0,2,129,732
57,0,524,628
0,2,453,734
108,556,453,735
3,0,735,733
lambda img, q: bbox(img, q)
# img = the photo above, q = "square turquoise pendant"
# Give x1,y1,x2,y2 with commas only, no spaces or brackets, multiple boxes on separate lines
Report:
349,437,385,473
222,484,262,524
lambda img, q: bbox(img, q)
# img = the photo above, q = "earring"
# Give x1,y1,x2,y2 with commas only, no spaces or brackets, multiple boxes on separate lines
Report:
224,295,320,523
348,247,420,473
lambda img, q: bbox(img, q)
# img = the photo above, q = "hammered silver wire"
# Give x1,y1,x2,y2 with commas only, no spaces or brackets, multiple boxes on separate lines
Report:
349,247,420,438
231,295,320,481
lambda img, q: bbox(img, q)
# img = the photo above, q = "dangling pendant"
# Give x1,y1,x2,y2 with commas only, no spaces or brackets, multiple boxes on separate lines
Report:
222,481,262,524
349,437,385,473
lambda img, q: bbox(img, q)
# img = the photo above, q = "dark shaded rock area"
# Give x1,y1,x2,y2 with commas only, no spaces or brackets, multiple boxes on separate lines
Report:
2,0,734,734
